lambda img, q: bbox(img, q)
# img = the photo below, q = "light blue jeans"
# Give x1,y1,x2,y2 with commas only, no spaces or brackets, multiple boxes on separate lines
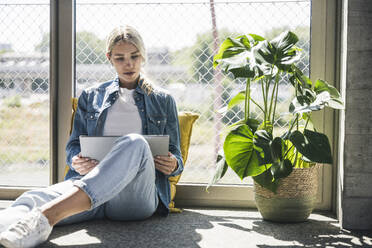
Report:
0,134,158,231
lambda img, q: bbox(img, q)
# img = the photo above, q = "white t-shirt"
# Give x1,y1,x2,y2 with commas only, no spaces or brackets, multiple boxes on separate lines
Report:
103,87,142,136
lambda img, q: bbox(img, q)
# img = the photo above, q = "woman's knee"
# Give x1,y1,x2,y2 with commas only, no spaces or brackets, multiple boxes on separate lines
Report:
118,133,147,147
125,133,145,142
116,134,152,157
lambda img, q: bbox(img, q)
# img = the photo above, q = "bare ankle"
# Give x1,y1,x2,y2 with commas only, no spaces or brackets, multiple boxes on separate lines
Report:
41,209,58,226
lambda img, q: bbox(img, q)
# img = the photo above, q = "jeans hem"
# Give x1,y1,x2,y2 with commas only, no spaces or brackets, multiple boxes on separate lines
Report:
73,180,97,210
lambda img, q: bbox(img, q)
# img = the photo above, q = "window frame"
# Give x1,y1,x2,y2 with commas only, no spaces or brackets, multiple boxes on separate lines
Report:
50,0,75,185
0,0,341,212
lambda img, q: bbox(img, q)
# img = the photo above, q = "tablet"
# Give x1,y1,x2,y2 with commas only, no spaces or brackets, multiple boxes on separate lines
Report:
79,135,169,161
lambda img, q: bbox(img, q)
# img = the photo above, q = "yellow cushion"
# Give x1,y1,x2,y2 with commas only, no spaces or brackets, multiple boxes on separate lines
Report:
65,98,199,213
168,112,199,212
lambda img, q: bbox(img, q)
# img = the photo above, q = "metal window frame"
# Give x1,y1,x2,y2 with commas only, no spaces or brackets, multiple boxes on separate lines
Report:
0,1,341,213
309,0,340,211
50,0,75,184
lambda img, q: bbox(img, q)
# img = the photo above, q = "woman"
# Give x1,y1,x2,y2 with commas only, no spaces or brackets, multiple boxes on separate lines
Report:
0,25,183,248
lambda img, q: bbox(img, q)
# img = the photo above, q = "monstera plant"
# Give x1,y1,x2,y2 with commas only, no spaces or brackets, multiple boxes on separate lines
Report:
209,31,343,193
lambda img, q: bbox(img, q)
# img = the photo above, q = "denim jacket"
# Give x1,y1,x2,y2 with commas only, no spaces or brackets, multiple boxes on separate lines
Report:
65,76,184,215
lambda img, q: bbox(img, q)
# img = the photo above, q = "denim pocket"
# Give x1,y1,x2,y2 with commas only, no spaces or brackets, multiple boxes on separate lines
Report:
84,111,99,134
148,115,167,134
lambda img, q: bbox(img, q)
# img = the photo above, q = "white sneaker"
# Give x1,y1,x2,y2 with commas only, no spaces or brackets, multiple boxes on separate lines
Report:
0,223,7,234
0,208,53,248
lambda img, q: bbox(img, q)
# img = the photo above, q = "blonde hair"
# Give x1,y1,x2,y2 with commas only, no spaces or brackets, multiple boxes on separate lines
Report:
106,25,153,94
106,25,146,62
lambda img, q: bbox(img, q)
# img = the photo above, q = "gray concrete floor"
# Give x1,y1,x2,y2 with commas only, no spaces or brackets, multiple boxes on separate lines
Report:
45,209,372,248
1,201,372,247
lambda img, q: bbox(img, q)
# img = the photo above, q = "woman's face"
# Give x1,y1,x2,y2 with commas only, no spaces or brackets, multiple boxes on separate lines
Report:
107,41,143,88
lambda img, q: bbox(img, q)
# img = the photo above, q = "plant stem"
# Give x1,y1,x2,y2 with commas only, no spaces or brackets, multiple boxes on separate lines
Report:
304,114,310,130
249,97,264,113
265,76,270,123
287,114,299,134
270,72,280,126
296,113,299,131
261,79,266,128
294,77,300,131
284,144,294,158
268,77,276,121
245,78,251,122
293,150,299,168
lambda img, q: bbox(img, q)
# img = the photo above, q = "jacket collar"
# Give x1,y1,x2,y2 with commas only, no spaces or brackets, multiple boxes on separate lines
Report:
105,75,145,96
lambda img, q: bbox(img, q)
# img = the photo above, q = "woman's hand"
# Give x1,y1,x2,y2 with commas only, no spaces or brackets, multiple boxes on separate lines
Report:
154,152,178,176
71,153,99,175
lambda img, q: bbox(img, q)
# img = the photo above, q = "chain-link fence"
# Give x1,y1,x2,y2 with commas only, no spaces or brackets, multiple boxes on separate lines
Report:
0,1,310,187
0,1,50,186
75,0,311,184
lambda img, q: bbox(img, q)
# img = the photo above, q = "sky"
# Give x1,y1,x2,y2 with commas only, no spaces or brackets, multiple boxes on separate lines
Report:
0,0,310,53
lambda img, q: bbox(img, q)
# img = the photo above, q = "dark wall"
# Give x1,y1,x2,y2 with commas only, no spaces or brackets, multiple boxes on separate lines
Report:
342,0,372,230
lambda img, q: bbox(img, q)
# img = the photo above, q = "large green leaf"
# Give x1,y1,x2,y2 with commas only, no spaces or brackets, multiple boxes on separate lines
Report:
270,159,293,180
253,130,273,165
270,137,285,161
246,118,261,133
214,31,301,80
289,68,317,106
289,91,331,114
236,34,265,50
255,31,300,72
213,34,271,79
223,125,265,179
290,78,344,114
244,33,265,44
218,52,258,78
284,140,313,168
295,72,313,89
289,129,333,164
271,31,300,69
270,31,299,56
207,158,229,191
266,137,293,179
213,35,263,79
213,37,246,68
251,41,279,76
314,79,344,109
253,169,279,193
227,91,245,110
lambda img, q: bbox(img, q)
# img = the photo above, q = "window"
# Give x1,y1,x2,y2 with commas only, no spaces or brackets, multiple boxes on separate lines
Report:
0,0,337,210
75,0,310,185
0,1,50,187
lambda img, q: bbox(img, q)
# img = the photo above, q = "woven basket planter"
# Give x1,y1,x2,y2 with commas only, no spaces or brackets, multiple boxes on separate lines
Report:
254,165,319,223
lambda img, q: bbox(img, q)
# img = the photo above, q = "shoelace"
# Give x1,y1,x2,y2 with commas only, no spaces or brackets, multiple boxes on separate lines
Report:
7,211,40,237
